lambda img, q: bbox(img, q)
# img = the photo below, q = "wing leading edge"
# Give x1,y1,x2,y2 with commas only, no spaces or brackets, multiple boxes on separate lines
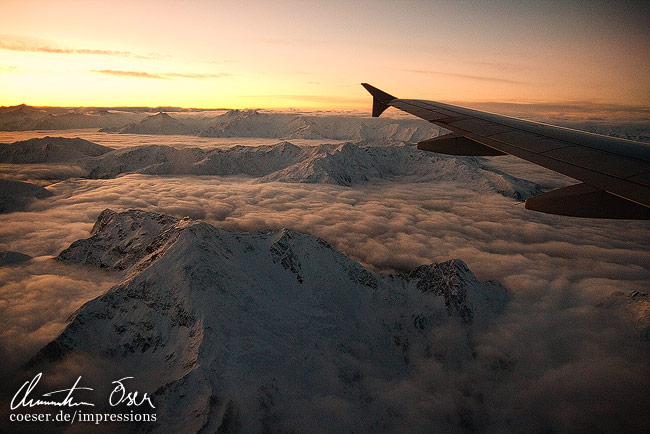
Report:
362,83,650,219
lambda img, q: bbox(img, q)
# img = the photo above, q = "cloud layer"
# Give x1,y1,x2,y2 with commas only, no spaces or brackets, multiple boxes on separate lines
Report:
0,131,648,432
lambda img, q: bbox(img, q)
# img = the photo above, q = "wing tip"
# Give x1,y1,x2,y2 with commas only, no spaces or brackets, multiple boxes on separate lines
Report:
361,83,396,117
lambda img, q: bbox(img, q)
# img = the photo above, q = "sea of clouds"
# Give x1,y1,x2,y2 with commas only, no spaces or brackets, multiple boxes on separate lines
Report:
0,126,648,432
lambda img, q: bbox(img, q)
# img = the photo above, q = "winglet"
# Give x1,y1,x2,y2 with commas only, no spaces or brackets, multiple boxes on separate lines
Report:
361,83,396,117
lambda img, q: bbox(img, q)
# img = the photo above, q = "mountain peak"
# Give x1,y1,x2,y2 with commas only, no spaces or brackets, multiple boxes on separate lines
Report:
60,208,179,271
37,209,512,432
111,112,194,135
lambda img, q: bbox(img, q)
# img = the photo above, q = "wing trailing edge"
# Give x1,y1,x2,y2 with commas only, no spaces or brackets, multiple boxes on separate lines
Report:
361,83,650,219
525,183,650,219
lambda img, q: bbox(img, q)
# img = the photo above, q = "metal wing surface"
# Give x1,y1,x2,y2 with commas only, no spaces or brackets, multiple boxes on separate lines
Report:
362,83,650,219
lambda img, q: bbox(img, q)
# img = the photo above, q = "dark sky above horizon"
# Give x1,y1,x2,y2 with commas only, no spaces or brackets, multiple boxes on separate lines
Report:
1,0,648,109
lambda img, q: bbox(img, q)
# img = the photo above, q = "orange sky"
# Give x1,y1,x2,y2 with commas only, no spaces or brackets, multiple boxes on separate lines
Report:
1,0,649,111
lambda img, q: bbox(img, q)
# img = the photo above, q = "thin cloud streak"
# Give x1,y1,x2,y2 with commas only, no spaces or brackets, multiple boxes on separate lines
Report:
0,38,162,60
91,69,231,80
407,68,523,84
241,94,368,105
467,60,530,72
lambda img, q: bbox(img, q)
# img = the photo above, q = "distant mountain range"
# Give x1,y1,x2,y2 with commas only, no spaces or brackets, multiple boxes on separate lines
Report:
2,104,649,143
0,137,543,199
99,109,442,143
29,209,510,433
192,109,438,142
0,104,146,131
1,105,440,143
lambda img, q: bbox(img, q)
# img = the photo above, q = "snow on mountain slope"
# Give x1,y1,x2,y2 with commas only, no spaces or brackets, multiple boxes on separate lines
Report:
84,141,541,199
0,105,50,131
0,107,441,142
86,141,306,178
198,110,440,142
258,142,542,198
103,112,195,135
199,110,310,138
191,141,306,177
0,136,113,163
3,105,648,144
86,145,205,178
0,136,541,199
58,209,179,271
35,209,510,433
31,111,133,130
0,179,53,213
0,105,146,131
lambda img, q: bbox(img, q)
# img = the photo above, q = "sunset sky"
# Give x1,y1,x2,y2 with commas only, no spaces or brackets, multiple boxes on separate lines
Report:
1,0,649,110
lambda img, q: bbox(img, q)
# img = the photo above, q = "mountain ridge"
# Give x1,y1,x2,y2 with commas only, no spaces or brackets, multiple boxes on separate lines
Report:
28,209,510,433
0,137,543,199
102,112,195,135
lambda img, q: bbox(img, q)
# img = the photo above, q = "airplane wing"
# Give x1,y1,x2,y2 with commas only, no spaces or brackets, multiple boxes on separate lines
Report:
362,83,650,219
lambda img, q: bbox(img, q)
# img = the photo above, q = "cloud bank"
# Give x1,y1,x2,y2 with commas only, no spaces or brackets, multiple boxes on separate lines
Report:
0,125,648,431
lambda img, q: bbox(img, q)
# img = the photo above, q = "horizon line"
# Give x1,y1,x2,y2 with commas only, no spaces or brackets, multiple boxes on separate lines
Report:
2,100,650,113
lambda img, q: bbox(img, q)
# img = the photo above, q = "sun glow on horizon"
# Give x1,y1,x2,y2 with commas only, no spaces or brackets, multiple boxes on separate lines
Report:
1,0,649,112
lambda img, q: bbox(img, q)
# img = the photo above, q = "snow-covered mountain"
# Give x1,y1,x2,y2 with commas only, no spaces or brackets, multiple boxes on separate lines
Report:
31,209,509,433
102,112,195,135
0,137,541,199
255,142,542,198
3,104,649,144
198,110,440,142
0,105,147,131
1,105,441,142
99,109,443,142
1,104,441,142
85,141,541,199
0,104,50,131
0,134,543,199
0,179,53,213
0,136,113,163
30,111,132,130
